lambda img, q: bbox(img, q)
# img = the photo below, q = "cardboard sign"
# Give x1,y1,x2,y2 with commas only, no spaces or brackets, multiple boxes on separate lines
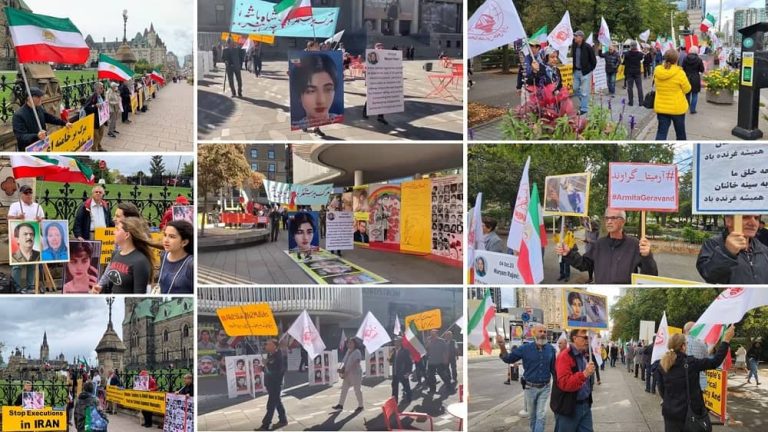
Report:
94,227,116,265
8,220,43,265
1,407,66,432
130,93,138,113
472,249,524,285
703,369,726,419
106,386,166,415
49,114,94,152
693,143,768,214
365,49,404,115
400,179,432,254
216,303,278,336
405,309,442,331
609,163,679,211
308,350,339,386
562,288,609,330
163,393,193,432
543,172,591,216
97,101,110,126
631,274,702,285
325,211,354,251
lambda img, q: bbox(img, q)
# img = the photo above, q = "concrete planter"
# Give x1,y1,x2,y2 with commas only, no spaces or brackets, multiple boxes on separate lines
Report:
706,89,735,104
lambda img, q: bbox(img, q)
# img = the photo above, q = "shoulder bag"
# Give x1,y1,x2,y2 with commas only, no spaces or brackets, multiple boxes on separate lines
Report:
682,362,712,432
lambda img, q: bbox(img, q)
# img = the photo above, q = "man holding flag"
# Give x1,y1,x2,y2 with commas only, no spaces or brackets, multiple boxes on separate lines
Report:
390,337,414,404
12,87,71,151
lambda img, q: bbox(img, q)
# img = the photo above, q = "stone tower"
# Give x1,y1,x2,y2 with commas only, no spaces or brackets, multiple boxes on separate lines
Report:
40,331,49,362
96,298,127,376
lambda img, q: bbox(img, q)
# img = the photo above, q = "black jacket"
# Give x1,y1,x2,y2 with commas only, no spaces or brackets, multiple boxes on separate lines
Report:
757,227,768,247
264,351,286,388
599,50,621,74
563,233,658,284
571,42,596,75
682,54,705,93
12,104,67,150
657,342,729,421
223,47,242,70
73,198,114,240
83,92,104,129
393,347,414,376
696,231,768,284
642,344,653,366
622,50,644,76
177,384,194,396
119,82,131,101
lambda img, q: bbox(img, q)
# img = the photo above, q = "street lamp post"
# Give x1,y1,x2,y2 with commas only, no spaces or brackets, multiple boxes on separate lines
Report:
122,10,128,43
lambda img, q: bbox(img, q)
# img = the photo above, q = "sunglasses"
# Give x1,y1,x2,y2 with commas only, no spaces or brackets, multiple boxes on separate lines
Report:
22,190,33,195
604,216,624,221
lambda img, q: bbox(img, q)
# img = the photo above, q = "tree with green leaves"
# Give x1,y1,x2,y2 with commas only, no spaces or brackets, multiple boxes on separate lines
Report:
150,155,165,186
198,144,252,235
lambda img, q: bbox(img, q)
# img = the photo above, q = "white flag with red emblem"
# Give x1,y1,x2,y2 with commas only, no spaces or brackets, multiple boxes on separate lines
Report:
355,311,391,353
547,10,573,62
286,310,326,360
467,0,528,58
598,16,611,47
651,311,669,363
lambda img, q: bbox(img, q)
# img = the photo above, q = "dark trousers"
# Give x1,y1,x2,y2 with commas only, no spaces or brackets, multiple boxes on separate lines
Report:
121,97,130,122
253,57,262,76
626,73,644,104
559,260,570,279
448,358,457,381
655,114,686,140
227,66,242,96
634,363,640,378
391,374,412,401
427,364,451,392
610,356,617,367
320,221,326,238
271,223,280,242
645,366,656,392
640,364,646,381
261,382,286,426
142,410,153,426
664,418,686,432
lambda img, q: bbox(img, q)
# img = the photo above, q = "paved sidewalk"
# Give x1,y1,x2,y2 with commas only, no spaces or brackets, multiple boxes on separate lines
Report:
197,61,464,141
65,410,155,431
102,81,194,152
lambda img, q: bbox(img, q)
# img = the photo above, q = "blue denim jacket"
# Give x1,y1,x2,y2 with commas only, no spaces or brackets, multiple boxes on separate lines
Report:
500,342,556,385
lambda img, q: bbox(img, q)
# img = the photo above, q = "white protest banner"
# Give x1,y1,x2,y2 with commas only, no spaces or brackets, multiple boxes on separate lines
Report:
356,311,391,353
287,310,326,360
593,58,607,90
692,144,768,214
292,183,334,205
263,179,292,204
97,101,110,126
608,162,679,211
467,0,528,59
325,211,354,250
365,49,404,115
472,249,524,285
163,393,193,432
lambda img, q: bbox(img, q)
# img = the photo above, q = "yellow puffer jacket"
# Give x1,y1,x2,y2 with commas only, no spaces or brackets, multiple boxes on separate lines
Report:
653,64,691,115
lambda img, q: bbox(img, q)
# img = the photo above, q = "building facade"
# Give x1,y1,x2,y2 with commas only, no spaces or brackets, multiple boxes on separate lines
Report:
244,144,288,202
123,298,194,370
733,8,767,44
0,1,32,69
86,24,168,69
4,332,68,379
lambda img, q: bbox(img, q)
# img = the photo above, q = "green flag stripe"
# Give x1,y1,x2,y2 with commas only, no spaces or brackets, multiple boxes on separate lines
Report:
468,288,490,331
274,0,296,13
5,7,81,33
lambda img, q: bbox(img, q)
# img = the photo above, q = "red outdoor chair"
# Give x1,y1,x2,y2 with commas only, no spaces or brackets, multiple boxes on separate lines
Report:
381,396,434,431
451,63,464,89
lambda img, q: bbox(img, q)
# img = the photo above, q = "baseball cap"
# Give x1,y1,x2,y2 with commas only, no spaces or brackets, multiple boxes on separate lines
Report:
29,87,44,97
19,185,33,194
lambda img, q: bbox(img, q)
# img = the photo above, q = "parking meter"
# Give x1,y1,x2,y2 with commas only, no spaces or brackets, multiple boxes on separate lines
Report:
732,22,768,140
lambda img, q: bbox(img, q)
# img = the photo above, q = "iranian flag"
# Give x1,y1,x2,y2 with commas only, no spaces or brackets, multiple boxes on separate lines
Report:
150,70,165,85
274,0,313,28
468,288,496,354
507,157,545,284
531,25,548,47
700,13,716,33
5,7,88,64
403,321,427,362
97,54,132,82
690,288,768,343
467,192,483,283
538,202,548,248
10,155,95,184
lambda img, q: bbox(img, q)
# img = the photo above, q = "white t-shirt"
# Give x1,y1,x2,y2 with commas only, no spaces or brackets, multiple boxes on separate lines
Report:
8,201,45,220
93,374,102,389
89,200,107,231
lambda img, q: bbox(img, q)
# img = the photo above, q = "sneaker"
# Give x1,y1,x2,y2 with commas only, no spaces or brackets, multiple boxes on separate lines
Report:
332,404,343,410
114,130,120,134
503,380,511,385
273,420,288,428
108,133,116,138
354,407,364,412
255,425,270,431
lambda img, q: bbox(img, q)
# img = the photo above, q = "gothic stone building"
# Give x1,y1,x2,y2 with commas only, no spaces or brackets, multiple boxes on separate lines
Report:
85,23,168,69
4,332,68,379
0,0,32,70
122,298,194,370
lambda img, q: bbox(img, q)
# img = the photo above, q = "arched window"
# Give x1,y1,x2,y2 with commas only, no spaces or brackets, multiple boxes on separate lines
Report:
163,329,169,342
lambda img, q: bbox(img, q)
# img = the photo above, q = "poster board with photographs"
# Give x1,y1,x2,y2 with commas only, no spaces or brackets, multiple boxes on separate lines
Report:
246,354,268,397
430,175,463,262
21,391,44,409
61,240,102,294
163,393,193,432
288,50,344,131
543,173,591,217
39,220,70,264
8,220,42,265
308,350,339,386
366,347,391,378
225,355,252,399
561,288,609,330
283,249,388,284
0,171,36,265
172,206,195,225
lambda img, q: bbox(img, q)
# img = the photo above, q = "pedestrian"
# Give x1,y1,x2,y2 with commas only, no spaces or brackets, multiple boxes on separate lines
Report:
556,208,657,284
657,326,734,431
551,328,596,431
626,343,635,373
269,206,281,242
159,220,194,294
257,338,288,430
224,38,243,98
643,340,654,389
496,324,556,432
634,342,643,378
319,205,327,239
390,337,413,403
600,344,607,371
482,216,505,253
91,370,101,395
74,381,107,432
555,224,574,282
622,41,644,106
82,82,107,151
620,344,625,365
446,331,458,383
362,42,389,124
697,214,768,284
681,46,705,114
105,82,121,138
426,329,452,393
653,49,690,140
676,46,687,66
298,347,308,372
252,42,263,77
610,344,618,368
643,47,653,79
584,219,599,283
735,345,748,371
682,321,709,390
12,86,72,151
176,373,194,396
590,350,602,385
598,43,621,95
746,341,762,385
137,370,157,427
570,30,597,115
333,338,364,411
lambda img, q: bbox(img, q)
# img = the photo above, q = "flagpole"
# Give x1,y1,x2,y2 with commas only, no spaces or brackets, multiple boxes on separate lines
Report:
18,63,43,133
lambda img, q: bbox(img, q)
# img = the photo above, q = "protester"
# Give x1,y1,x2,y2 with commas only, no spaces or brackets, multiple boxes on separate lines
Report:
446,331,458,384
653,49,690,140
735,345,748,371
251,42,263,77
609,344,618,368
160,195,191,230
626,342,635,374
634,342,643,378
12,86,72,151
105,82,121,138
643,339,655,391
746,341,762,385
390,337,413,403
757,220,768,246
516,39,544,92
73,185,114,241
258,338,287,430
496,324,555,432
269,205,281,242
681,46,705,114
74,381,107,432
657,326,734,431
584,218,599,283
623,41,644,106
224,38,243,98
82,82,107,151
598,44,621,95
119,80,132,124
426,329,452,393
556,208,657,284
92,217,155,294
8,184,44,293
159,220,194,294
643,47,654,79
570,31,596,115
551,329,596,431
137,370,158,427
333,338,364,411
683,322,709,390
482,216,505,253
176,373,194,396
696,215,768,284
555,225,574,282
14,381,33,406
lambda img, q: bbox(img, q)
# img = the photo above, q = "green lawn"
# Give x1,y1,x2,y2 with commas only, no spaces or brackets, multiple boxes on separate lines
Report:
0,70,97,102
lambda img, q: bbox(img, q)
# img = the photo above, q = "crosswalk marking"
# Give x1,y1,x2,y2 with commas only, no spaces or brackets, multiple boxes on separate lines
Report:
198,265,256,285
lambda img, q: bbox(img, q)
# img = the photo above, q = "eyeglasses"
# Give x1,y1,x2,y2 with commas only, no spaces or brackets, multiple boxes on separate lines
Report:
22,190,33,195
572,335,588,340
604,216,624,221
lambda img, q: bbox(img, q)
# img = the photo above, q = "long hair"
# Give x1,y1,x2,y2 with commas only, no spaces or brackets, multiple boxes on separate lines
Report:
44,222,66,252
119,217,160,282
660,333,686,373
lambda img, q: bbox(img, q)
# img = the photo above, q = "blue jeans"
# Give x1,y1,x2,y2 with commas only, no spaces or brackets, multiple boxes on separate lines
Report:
655,114,686,140
606,72,616,94
686,92,699,113
747,358,760,383
573,70,592,113
524,384,551,432
11,264,35,292
555,401,593,432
